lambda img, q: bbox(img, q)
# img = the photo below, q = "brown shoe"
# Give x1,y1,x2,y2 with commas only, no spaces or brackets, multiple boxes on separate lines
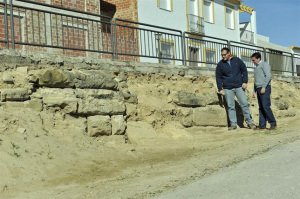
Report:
269,125,277,130
253,126,266,130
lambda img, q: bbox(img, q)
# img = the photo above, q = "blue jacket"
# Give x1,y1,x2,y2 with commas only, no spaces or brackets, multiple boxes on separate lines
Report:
215,56,248,91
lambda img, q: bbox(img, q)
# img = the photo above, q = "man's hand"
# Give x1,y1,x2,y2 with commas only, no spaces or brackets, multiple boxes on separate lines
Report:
218,90,225,96
261,88,266,94
252,92,256,99
242,83,247,89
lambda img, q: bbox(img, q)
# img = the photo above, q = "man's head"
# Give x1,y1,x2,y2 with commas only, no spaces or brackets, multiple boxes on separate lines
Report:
251,52,262,65
221,47,231,61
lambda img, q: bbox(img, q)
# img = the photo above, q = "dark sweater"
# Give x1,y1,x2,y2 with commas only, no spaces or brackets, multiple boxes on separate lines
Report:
215,56,248,91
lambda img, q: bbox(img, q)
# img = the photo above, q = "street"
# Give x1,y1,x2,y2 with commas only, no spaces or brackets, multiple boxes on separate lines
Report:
154,140,300,199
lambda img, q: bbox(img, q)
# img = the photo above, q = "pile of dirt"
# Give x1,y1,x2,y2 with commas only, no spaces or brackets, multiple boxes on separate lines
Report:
0,71,300,199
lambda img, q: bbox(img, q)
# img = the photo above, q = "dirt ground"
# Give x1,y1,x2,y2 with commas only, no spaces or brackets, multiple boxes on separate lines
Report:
0,74,300,199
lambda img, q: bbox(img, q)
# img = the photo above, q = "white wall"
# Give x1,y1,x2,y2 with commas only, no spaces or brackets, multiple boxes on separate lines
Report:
291,48,300,76
137,0,242,65
205,0,240,42
257,34,291,53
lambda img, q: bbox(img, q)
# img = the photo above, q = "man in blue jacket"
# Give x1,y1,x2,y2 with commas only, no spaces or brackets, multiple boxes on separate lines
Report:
216,47,256,130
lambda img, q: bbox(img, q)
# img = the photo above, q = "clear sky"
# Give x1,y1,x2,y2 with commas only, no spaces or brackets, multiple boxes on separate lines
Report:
240,0,300,48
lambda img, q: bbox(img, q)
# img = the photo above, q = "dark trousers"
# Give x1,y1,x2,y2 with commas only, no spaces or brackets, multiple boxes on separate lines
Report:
256,85,276,127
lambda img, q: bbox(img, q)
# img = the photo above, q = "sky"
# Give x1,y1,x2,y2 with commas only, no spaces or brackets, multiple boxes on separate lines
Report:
240,0,300,48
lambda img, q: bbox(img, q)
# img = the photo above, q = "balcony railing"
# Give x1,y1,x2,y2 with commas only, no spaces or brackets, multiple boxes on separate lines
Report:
1,0,299,75
187,14,204,35
240,29,254,44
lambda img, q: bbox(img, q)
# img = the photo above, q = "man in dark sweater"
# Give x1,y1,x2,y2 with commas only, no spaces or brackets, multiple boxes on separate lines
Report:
216,47,256,130
251,52,277,130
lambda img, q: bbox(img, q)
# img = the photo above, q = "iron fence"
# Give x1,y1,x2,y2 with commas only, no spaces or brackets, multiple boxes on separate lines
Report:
183,32,228,67
114,18,184,64
266,49,293,75
0,0,298,76
230,41,265,70
1,0,113,56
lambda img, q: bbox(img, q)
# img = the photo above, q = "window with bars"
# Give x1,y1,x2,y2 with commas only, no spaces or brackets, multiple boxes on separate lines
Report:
205,49,216,63
160,40,175,64
241,55,252,67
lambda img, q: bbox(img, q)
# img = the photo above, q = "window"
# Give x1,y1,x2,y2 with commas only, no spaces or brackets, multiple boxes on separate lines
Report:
159,40,175,64
188,46,200,66
187,40,203,67
225,6,235,29
187,0,200,32
158,0,173,11
205,48,216,64
203,0,214,23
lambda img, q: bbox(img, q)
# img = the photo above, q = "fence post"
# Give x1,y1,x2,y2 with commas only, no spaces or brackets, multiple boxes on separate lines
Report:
4,0,9,48
227,40,231,49
291,54,295,76
110,18,114,59
263,48,267,62
182,32,186,66
114,19,118,60
9,0,15,49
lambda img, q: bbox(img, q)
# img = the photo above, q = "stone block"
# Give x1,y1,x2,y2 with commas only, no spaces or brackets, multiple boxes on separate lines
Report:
24,99,43,111
3,73,14,84
173,91,219,107
75,89,123,101
1,88,29,102
111,115,126,135
43,97,78,113
192,105,227,127
39,69,75,88
73,70,118,90
77,99,125,116
87,115,111,137
16,67,28,74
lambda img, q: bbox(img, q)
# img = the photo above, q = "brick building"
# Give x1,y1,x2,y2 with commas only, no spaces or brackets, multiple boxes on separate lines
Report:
0,0,139,60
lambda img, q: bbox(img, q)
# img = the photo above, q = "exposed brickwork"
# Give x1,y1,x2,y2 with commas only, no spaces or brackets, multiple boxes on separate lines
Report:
100,0,139,62
0,0,139,61
100,0,138,21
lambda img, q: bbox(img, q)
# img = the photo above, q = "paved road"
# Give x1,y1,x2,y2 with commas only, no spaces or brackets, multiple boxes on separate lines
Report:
154,140,300,199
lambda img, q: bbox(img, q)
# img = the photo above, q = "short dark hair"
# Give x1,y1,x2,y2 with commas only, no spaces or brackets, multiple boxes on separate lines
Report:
221,47,230,53
251,52,261,59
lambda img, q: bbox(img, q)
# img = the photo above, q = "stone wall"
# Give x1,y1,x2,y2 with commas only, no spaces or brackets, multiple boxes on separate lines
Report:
1,48,300,138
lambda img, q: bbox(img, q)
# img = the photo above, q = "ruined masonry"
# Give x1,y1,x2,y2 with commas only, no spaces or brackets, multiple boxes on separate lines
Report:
1,49,299,137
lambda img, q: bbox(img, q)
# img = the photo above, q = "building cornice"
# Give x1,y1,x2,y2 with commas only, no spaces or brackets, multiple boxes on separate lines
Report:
291,46,300,51
225,0,242,5
239,4,254,14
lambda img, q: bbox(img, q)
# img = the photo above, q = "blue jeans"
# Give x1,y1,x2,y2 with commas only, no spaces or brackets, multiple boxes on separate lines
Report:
224,87,253,126
256,86,276,127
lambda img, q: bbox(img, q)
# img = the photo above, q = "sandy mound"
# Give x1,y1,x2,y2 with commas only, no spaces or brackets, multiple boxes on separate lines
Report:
1,72,300,199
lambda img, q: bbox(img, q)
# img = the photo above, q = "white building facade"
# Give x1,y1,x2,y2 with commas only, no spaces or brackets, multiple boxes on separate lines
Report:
136,0,257,66
291,46,300,76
